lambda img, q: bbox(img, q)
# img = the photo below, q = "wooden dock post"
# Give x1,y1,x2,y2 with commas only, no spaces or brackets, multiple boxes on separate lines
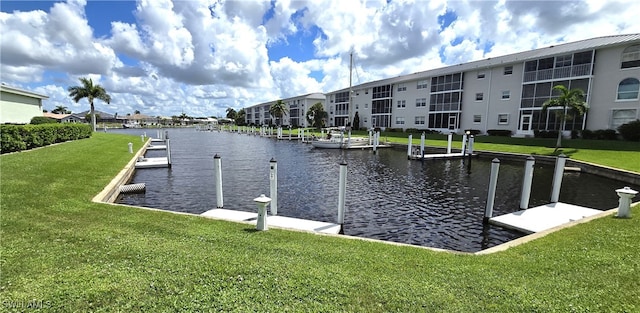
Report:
550,154,567,203
520,156,535,210
407,134,413,159
484,158,500,222
269,158,278,215
337,161,347,227
214,154,223,208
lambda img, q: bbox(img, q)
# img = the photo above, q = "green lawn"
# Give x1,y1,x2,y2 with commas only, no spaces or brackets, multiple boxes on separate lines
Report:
1,133,639,312
319,129,640,173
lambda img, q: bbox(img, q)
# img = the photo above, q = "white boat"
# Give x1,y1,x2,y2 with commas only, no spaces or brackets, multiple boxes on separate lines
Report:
311,129,346,149
310,128,371,149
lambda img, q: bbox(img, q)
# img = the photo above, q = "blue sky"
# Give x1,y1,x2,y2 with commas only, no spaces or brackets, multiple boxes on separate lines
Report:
1,0,639,117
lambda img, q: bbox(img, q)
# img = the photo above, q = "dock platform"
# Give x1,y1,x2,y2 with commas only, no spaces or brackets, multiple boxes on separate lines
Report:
410,152,466,160
201,208,341,234
489,202,603,233
147,145,167,150
344,144,392,149
135,157,170,168
151,138,165,143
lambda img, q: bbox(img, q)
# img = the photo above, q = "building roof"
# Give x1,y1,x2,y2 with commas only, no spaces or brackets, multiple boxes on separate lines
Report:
331,33,640,93
43,112,71,119
0,84,49,99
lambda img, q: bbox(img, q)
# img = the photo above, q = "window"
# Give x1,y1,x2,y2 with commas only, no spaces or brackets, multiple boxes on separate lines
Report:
498,114,509,125
415,116,426,125
397,84,407,92
397,100,406,108
617,78,640,100
395,117,405,125
475,93,484,101
611,109,637,129
415,98,427,107
417,80,428,89
365,103,369,108
473,115,481,123
502,90,510,100
621,45,640,69
504,66,513,75
477,72,485,79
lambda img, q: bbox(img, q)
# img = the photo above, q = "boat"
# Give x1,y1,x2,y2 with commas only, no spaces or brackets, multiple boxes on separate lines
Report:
310,128,371,149
122,123,141,129
311,129,347,149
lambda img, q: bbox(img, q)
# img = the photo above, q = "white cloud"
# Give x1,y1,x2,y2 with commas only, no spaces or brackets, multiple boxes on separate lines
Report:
2,0,639,118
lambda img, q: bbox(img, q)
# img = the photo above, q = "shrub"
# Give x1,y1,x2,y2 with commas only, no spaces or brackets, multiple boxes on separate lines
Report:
534,130,558,139
581,129,594,139
594,129,617,141
30,116,58,124
487,129,512,136
618,120,640,141
0,123,92,154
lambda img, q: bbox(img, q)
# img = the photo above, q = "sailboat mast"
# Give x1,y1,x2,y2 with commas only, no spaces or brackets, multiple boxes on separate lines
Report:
348,52,353,128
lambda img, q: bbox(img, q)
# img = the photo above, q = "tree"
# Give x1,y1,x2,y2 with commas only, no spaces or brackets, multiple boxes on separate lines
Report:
542,85,588,151
52,105,71,114
269,100,289,126
235,108,246,126
306,102,327,130
68,77,111,132
226,107,237,120
352,111,360,130
134,110,141,115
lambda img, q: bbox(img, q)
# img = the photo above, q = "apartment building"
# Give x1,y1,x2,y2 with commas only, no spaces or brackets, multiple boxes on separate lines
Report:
244,93,325,127
325,34,640,136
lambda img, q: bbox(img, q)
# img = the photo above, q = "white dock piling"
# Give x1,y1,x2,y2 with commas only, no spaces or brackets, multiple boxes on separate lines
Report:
141,134,145,142
254,194,271,231
166,139,172,167
550,154,567,203
420,132,425,157
372,132,378,153
520,156,535,210
347,131,352,149
288,127,292,140
128,142,133,153
407,134,413,159
337,161,347,225
269,158,278,215
214,154,223,208
164,130,169,139
461,133,468,156
616,187,638,218
468,135,475,154
447,133,453,154
484,158,501,222
369,129,373,145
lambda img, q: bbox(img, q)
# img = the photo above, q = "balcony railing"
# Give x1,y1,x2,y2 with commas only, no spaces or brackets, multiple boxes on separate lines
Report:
524,64,592,82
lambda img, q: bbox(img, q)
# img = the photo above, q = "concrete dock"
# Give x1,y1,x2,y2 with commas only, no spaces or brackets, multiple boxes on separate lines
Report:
201,208,341,234
409,152,466,160
489,202,603,234
135,157,170,168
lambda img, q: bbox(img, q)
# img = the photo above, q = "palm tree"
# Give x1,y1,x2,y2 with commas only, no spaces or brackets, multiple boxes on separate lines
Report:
226,107,237,120
68,77,111,132
542,85,588,152
306,102,327,130
51,105,71,114
235,108,246,126
269,100,289,126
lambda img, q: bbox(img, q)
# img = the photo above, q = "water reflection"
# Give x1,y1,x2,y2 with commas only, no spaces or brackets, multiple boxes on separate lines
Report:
113,128,637,252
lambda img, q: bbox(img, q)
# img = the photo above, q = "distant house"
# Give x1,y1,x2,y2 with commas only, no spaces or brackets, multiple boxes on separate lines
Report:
0,84,48,124
124,113,159,126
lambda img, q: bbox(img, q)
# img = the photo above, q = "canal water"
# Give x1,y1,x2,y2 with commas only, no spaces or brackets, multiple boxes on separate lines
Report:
112,128,636,252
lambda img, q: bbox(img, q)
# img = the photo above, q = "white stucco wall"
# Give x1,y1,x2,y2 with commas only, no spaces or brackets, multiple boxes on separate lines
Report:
0,90,45,124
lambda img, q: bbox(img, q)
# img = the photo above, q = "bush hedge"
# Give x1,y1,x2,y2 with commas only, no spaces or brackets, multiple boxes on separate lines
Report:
618,120,640,141
30,116,58,124
1,123,92,154
487,129,512,136
534,130,559,138
581,129,618,140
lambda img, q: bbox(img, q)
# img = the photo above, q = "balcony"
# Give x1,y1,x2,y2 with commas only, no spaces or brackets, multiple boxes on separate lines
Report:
524,64,592,82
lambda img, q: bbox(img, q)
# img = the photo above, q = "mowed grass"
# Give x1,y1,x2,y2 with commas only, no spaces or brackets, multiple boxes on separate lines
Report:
1,132,639,312
333,130,640,173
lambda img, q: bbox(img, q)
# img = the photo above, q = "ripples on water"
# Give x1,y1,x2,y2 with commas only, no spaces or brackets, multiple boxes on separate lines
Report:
115,128,636,252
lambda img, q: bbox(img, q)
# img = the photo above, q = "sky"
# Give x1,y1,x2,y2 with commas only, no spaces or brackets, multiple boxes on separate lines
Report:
1,0,639,118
